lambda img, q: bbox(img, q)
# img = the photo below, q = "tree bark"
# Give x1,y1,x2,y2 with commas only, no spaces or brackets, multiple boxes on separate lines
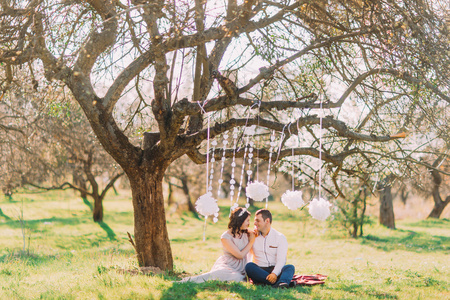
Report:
427,158,450,218
128,168,173,270
379,175,395,229
93,194,103,222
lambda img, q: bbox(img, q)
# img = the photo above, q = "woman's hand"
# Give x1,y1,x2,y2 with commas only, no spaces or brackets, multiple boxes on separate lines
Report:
253,226,260,237
248,230,256,243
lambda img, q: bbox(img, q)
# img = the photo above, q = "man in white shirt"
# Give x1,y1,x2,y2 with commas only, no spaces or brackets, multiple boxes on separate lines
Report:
245,209,295,288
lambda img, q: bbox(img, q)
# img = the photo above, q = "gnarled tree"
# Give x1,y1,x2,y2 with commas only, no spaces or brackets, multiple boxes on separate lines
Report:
1,0,448,270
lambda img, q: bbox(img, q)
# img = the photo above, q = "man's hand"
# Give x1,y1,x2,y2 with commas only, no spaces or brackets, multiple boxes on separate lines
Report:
266,273,277,284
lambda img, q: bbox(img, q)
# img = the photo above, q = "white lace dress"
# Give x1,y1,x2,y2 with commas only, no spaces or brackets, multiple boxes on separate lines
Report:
180,231,249,283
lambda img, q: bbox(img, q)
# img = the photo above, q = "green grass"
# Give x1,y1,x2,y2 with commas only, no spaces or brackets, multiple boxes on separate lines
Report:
0,190,449,299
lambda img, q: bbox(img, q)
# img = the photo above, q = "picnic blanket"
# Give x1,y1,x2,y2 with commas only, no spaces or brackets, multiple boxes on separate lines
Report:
291,274,327,286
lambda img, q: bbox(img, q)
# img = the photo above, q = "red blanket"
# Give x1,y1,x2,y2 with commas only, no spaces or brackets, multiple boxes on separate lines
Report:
292,274,327,286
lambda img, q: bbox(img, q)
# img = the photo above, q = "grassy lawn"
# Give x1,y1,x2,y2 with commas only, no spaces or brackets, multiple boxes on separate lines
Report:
0,190,448,299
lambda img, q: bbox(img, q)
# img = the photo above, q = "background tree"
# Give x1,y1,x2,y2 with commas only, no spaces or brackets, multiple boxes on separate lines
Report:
0,65,123,221
1,0,448,271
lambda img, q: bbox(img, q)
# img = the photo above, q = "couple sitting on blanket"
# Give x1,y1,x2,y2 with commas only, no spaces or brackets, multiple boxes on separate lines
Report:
180,207,295,288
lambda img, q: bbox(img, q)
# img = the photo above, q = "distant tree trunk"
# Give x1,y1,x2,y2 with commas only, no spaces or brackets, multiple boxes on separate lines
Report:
351,194,358,238
93,194,103,222
360,186,367,237
73,171,88,199
400,185,409,204
167,179,174,206
379,175,395,229
427,157,450,218
180,176,199,218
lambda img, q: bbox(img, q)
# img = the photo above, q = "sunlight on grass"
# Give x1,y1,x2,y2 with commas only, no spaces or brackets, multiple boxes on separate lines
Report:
0,191,449,299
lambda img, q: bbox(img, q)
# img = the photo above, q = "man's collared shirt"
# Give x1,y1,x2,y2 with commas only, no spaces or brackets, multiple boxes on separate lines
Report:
251,227,288,276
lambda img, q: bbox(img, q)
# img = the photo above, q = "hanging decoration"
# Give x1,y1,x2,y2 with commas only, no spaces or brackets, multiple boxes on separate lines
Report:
281,190,304,210
195,104,220,240
308,197,331,221
245,181,270,202
307,96,332,221
235,135,248,206
196,193,220,218
265,131,276,208
217,133,229,198
229,128,239,212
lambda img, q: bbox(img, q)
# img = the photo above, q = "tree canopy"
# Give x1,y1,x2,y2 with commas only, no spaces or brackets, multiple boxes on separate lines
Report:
1,0,449,270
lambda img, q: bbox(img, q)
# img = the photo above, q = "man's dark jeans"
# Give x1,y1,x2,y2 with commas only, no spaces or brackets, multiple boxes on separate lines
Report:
245,262,295,285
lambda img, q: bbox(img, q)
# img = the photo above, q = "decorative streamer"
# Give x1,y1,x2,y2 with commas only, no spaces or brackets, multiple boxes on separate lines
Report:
194,103,219,240
308,97,332,221
266,131,276,208
229,128,239,212
217,133,229,199
280,127,304,211
236,134,249,208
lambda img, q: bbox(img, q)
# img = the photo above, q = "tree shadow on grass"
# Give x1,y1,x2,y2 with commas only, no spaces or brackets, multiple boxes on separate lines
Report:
0,208,12,221
82,197,93,211
403,218,449,229
0,216,85,230
97,221,117,241
160,281,313,300
361,229,449,253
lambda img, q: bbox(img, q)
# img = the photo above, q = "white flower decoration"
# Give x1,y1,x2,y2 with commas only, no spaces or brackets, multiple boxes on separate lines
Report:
281,190,304,210
195,193,219,217
308,197,332,221
246,181,270,202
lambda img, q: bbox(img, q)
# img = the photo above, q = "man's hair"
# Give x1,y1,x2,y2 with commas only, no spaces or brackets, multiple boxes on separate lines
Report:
255,209,272,224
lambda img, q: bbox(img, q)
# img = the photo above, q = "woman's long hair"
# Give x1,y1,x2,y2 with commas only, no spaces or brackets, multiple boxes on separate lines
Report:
228,207,251,237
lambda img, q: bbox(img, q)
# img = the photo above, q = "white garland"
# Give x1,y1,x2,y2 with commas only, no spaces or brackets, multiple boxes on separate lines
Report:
196,192,219,221
246,181,270,202
308,197,332,221
281,190,304,210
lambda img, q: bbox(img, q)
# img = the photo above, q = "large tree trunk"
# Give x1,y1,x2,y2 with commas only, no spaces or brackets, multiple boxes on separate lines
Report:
128,168,173,270
379,175,395,229
427,158,450,218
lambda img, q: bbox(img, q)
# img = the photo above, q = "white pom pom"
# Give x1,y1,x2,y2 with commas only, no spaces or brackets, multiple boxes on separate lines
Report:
308,197,332,221
195,193,219,217
281,190,304,210
246,181,270,202
213,217,218,223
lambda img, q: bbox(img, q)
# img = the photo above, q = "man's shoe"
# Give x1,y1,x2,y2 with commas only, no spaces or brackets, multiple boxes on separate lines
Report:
289,281,296,287
273,282,289,289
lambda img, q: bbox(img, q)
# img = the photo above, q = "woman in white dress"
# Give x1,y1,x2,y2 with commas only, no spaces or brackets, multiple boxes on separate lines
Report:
179,207,255,283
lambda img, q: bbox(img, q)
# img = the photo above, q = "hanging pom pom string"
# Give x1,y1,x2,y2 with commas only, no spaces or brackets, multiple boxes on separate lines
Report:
246,139,254,206
196,193,220,240
208,140,219,223
217,133,229,199
195,103,219,241
281,125,304,210
318,100,323,201
308,96,332,221
229,128,239,213
236,133,249,207
266,131,276,208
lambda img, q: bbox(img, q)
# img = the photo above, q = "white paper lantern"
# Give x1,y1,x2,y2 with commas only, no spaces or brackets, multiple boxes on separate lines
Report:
308,197,332,221
246,181,270,202
281,190,304,210
195,193,219,217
